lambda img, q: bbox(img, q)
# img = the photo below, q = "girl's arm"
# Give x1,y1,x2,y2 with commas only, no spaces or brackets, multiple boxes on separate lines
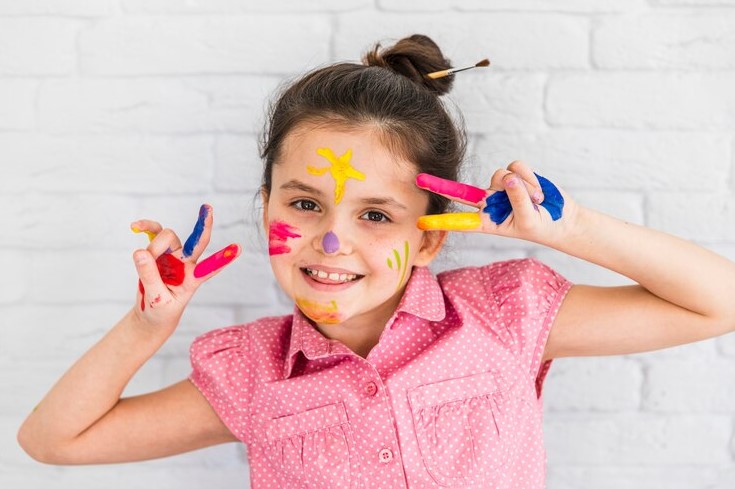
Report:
18,311,236,464
18,205,241,464
542,204,735,360
417,162,735,359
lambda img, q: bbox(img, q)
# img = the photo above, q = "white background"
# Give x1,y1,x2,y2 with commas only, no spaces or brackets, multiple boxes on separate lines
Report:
2,0,735,487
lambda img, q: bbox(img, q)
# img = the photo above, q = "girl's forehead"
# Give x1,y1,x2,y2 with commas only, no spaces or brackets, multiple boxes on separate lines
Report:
276,126,419,186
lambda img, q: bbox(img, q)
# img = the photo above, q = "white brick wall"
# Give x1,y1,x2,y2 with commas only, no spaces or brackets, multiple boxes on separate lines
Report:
2,1,734,487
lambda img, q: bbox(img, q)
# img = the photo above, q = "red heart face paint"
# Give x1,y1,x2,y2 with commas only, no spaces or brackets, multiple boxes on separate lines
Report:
268,220,301,256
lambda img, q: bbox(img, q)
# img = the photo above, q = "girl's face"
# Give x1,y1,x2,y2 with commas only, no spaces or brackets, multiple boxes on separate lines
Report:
263,124,445,330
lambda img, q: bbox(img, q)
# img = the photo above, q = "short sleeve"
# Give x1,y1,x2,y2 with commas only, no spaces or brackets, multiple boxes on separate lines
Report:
189,325,252,443
483,258,572,397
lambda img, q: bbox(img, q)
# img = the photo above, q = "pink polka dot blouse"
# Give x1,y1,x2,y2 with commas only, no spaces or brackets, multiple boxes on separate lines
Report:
189,258,572,488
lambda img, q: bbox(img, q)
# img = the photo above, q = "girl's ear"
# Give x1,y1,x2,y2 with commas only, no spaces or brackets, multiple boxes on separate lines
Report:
261,186,270,232
414,230,447,267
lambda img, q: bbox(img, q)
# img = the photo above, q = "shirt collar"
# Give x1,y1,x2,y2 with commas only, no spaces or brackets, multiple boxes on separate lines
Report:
390,266,446,325
282,266,446,378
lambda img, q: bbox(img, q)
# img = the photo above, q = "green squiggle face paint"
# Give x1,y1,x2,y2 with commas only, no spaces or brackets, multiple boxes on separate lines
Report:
387,240,409,291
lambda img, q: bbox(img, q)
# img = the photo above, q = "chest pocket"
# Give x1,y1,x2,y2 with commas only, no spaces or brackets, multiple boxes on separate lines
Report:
408,371,516,487
265,402,359,489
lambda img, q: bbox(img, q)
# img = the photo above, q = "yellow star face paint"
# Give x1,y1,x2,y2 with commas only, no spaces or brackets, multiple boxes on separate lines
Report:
417,212,482,231
307,147,366,204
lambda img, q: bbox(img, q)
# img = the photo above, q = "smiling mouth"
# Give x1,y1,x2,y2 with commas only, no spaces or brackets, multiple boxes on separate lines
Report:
302,267,363,285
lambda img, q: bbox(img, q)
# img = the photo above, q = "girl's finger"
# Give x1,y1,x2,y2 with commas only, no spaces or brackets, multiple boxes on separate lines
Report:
417,212,482,232
415,173,487,207
130,220,163,242
506,160,543,204
500,173,537,223
193,244,241,279
489,168,539,200
182,204,213,262
147,228,183,259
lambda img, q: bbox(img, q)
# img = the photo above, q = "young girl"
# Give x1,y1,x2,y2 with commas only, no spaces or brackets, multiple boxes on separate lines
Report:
18,34,735,489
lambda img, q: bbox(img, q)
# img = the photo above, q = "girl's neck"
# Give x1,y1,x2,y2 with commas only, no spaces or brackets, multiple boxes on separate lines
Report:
313,289,403,358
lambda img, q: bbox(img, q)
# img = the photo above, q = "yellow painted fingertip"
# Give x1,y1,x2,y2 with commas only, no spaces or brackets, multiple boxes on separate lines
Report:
131,225,158,242
417,213,482,231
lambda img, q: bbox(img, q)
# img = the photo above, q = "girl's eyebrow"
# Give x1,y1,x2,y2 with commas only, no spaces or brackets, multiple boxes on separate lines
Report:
280,179,326,197
361,196,408,211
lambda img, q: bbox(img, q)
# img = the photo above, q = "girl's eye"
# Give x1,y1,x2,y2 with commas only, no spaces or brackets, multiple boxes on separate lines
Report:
361,210,391,223
293,199,320,212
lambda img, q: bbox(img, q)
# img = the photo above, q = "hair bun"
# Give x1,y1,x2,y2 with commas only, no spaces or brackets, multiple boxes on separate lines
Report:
363,34,453,96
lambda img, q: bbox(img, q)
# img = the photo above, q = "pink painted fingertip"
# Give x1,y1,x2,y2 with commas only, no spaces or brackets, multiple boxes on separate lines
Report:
504,176,518,188
193,243,240,278
416,173,486,203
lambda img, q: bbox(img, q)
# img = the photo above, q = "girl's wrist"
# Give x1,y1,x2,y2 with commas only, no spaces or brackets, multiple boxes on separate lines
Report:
545,201,592,252
125,308,179,346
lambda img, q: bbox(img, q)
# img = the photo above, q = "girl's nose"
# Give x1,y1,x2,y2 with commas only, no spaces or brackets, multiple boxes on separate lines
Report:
314,229,352,255
322,231,340,254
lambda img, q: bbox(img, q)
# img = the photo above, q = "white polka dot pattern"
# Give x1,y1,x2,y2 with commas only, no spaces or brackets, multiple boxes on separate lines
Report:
189,258,571,488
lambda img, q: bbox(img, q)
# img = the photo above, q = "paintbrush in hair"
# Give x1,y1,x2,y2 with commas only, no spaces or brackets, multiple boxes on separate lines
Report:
426,58,490,79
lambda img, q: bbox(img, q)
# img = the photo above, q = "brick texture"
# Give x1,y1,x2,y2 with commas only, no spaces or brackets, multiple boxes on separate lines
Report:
2,3,735,488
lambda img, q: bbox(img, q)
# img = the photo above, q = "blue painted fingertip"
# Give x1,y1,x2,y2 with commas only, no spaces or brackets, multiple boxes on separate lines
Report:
483,173,564,224
183,204,209,258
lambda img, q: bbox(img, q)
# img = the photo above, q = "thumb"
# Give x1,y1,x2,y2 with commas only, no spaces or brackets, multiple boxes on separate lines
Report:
133,249,169,310
193,244,241,280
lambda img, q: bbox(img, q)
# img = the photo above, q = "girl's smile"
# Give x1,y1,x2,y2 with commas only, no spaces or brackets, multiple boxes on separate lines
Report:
263,123,445,334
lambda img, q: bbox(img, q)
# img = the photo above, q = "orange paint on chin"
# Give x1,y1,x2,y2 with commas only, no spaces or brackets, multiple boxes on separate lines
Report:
296,297,342,324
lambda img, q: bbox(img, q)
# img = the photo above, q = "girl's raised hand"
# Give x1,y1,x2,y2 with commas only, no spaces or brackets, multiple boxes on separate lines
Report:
416,161,577,246
130,204,241,331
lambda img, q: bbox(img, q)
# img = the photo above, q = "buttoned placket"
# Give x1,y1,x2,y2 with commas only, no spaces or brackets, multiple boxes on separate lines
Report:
350,357,408,488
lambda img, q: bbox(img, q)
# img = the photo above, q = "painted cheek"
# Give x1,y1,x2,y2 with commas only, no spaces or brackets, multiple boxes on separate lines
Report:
268,220,302,256
386,240,410,291
296,297,342,324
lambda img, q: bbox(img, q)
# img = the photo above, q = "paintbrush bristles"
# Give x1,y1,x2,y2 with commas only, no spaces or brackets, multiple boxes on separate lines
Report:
426,58,491,79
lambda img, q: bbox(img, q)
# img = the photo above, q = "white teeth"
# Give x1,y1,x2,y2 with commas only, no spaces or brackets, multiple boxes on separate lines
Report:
305,268,358,283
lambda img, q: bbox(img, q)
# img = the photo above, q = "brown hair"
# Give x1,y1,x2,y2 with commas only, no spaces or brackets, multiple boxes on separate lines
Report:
259,34,467,215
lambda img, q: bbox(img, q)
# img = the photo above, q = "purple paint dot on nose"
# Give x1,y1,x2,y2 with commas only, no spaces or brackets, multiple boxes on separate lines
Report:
322,231,339,254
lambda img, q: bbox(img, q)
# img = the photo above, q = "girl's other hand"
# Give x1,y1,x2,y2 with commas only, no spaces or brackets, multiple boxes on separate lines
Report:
416,161,579,246
130,204,241,333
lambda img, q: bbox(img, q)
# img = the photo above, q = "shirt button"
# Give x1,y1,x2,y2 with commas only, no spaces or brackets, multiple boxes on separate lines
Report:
378,448,393,464
365,381,378,397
